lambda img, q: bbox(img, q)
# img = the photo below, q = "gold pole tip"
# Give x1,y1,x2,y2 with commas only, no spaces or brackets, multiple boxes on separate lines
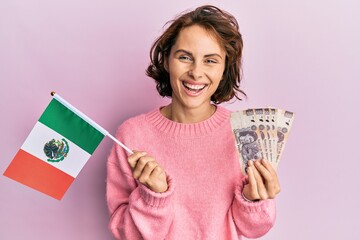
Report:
50,91,56,96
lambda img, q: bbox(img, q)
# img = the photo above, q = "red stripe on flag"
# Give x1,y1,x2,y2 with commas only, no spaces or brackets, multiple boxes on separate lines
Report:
3,149,74,200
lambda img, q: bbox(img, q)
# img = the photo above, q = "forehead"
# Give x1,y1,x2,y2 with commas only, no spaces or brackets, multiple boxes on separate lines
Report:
172,25,225,55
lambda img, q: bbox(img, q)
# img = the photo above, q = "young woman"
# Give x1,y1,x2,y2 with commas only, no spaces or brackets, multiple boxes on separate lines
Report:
107,5,280,240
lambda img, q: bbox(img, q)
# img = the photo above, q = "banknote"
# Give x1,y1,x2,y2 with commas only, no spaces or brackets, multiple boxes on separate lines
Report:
230,109,264,175
263,108,276,164
269,108,278,165
254,108,270,162
275,109,295,166
230,108,295,174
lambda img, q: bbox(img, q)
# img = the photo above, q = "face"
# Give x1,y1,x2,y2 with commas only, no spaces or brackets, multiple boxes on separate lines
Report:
166,25,226,112
244,134,254,144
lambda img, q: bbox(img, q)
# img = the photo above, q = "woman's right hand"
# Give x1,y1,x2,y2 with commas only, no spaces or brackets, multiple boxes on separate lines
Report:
128,151,168,193
242,159,280,201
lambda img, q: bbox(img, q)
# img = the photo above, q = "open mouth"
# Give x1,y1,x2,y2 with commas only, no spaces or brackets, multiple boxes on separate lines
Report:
182,81,207,93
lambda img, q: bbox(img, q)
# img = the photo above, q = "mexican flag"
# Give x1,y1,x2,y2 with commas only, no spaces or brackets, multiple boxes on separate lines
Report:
4,93,112,200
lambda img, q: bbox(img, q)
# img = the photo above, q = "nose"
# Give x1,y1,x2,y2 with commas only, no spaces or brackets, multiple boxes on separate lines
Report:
188,62,203,80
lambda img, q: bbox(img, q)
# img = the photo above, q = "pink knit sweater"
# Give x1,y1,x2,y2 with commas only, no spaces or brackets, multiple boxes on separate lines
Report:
106,106,276,240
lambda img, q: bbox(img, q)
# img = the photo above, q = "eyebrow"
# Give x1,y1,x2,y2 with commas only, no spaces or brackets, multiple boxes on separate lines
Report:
174,49,223,59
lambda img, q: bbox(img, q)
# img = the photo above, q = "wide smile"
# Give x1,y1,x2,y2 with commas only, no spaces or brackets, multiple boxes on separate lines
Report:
182,81,208,96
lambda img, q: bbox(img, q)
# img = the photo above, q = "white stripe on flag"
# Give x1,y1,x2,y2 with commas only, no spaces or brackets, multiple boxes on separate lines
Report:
21,122,91,178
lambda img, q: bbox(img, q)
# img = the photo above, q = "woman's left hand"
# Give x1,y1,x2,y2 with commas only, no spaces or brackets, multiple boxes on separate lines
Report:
242,159,281,201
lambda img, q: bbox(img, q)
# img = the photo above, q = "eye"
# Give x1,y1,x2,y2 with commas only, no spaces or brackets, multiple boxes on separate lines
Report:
205,58,218,64
178,55,192,61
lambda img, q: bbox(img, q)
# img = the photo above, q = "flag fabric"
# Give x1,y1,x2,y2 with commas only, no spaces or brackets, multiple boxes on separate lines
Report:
3,94,106,200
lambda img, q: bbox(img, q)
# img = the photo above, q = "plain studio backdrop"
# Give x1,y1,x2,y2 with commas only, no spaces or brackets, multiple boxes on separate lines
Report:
0,0,359,239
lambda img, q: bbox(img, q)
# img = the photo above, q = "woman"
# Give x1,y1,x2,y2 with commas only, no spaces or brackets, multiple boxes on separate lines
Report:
107,5,280,240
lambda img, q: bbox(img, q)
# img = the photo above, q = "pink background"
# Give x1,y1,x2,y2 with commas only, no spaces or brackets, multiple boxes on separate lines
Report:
1,0,359,239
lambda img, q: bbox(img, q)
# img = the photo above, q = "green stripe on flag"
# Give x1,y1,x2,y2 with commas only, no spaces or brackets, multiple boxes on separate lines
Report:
38,99,104,154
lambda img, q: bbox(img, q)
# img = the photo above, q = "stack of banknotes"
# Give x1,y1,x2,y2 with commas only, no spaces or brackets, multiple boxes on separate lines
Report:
230,108,295,174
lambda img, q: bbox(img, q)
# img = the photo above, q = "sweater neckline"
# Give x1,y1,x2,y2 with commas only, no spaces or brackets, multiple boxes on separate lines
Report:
145,106,230,138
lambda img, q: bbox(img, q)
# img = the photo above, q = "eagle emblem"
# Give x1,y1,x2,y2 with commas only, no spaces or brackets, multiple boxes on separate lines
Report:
43,138,69,162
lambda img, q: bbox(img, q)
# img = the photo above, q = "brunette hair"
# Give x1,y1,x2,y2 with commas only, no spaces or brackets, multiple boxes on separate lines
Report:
146,5,246,104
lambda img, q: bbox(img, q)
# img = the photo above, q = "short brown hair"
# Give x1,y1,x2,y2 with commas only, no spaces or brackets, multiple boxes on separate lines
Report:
146,5,246,104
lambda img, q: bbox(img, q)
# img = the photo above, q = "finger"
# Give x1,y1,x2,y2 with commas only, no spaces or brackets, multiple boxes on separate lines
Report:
127,151,147,169
133,156,152,179
150,165,164,178
263,161,281,196
247,161,257,188
256,159,281,198
261,159,281,193
244,162,260,200
149,166,168,193
138,161,158,183
261,159,277,175
254,160,273,182
251,161,269,199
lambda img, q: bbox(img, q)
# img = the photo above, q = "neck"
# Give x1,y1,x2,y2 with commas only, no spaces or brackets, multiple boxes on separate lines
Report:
161,103,216,123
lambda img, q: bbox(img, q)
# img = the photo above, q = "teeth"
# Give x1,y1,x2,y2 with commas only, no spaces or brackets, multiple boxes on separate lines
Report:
183,82,206,90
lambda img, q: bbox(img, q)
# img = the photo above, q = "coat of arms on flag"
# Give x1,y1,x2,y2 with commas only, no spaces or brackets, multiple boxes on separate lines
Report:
3,92,132,200
44,138,70,162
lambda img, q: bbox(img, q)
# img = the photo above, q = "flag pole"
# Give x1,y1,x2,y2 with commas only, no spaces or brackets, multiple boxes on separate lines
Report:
107,134,133,154
50,92,134,155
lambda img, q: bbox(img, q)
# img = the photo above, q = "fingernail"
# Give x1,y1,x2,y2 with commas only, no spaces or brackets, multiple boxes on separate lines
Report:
248,160,253,166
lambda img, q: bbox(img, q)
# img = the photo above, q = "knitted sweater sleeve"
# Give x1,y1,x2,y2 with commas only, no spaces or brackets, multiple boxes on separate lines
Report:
231,177,276,238
106,125,175,240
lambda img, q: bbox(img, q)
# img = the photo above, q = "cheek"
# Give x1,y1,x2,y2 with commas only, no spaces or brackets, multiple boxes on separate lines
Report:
210,70,225,85
168,69,182,91
168,60,184,78
213,65,225,81
169,71,181,87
